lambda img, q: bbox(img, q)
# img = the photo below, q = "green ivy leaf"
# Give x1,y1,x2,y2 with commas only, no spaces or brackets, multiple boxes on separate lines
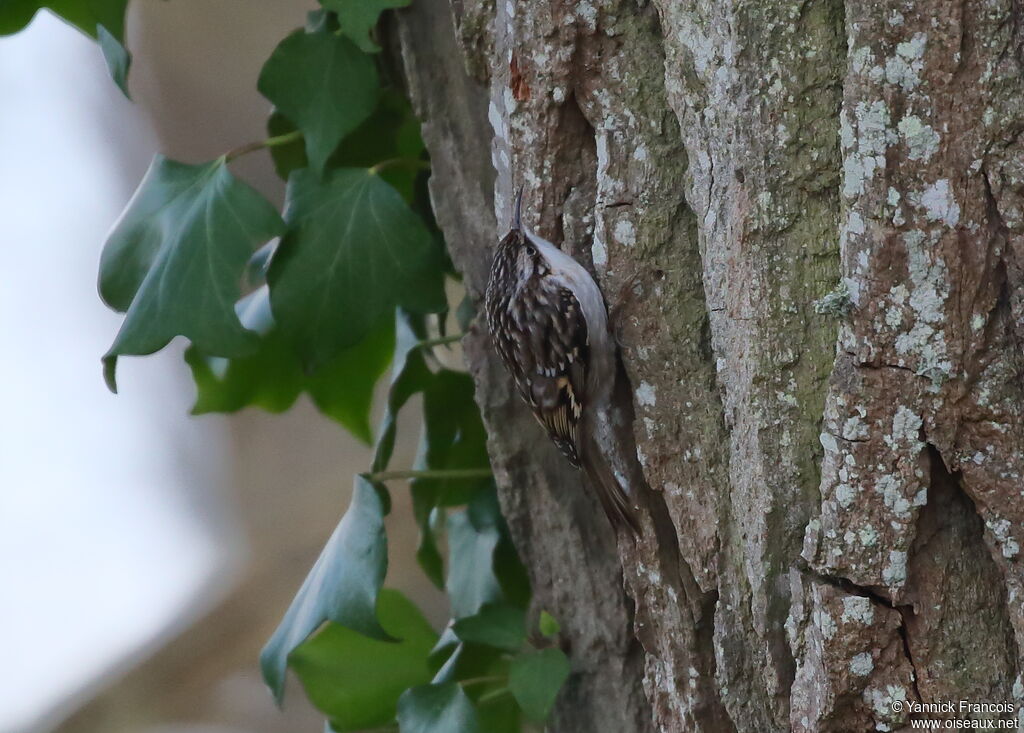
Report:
269,90,425,202
185,288,393,442
332,89,426,199
538,611,561,638
367,312,449,586
415,370,491,506
304,7,331,33
427,627,463,676
291,589,436,732
406,369,491,587
258,28,378,176
397,683,479,733
261,475,390,703
323,0,411,52
508,648,571,723
452,604,526,652
268,168,445,369
266,112,308,182
446,493,504,619
411,489,444,589
99,156,284,392
475,692,521,733
305,322,395,441
373,312,432,471
96,23,130,97
184,288,301,414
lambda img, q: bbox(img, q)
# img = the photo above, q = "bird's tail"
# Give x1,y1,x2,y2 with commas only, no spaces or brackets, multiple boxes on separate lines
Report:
580,446,641,537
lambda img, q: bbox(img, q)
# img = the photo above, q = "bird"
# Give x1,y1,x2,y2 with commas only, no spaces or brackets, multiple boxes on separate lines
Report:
485,189,640,535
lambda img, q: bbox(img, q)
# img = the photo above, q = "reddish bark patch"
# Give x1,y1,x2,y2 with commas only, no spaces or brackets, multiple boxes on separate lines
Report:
510,53,530,101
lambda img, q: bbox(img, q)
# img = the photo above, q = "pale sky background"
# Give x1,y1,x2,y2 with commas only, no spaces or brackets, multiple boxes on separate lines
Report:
0,13,238,732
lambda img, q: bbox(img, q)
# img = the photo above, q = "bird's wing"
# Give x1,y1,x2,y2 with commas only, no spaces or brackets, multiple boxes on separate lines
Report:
511,285,589,466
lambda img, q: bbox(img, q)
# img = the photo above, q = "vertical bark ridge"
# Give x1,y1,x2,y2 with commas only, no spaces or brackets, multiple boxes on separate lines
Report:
653,0,847,727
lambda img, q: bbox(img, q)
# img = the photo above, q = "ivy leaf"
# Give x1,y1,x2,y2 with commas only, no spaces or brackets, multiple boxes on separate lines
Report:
260,475,390,703
369,312,448,586
415,370,491,506
184,288,300,414
452,604,526,652
475,693,521,733
266,112,308,182
407,369,491,586
323,0,411,52
429,640,511,705
258,28,378,176
396,683,479,733
96,23,130,97
428,639,511,733
268,168,445,369
185,288,394,442
305,321,395,441
446,493,504,619
304,7,330,32
427,627,463,676
245,241,277,288
410,488,444,588
373,312,432,471
331,89,426,200
508,648,571,722
538,611,561,638
403,360,491,589
99,156,284,392
267,90,424,194
291,589,436,732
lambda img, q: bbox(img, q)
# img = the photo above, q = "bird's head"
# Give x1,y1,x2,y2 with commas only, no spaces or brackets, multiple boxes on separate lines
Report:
494,188,550,289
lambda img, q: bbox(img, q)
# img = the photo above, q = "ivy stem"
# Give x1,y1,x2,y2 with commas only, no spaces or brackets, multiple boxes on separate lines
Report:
366,468,492,482
368,157,432,175
476,686,511,704
225,129,303,162
459,675,505,688
417,334,464,349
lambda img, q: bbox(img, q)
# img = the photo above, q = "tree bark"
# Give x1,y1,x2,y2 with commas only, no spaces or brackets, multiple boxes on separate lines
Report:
394,0,1024,730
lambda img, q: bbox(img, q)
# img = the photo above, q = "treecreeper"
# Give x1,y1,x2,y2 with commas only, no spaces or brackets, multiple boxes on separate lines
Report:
485,190,640,536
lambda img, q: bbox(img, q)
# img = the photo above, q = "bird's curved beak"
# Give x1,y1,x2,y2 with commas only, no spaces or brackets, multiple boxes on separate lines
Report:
512,186,524,231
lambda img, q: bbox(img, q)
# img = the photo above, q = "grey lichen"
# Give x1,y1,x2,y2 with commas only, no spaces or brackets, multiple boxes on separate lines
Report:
814,280,853,318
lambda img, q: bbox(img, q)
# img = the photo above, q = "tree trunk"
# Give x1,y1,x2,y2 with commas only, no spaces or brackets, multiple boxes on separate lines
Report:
393,0,1024,729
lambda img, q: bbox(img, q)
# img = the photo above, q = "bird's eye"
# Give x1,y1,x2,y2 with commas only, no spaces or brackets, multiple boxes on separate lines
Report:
525,245,537,256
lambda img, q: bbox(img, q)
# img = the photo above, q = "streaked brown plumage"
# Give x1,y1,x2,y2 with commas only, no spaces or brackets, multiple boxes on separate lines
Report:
485,192,639,535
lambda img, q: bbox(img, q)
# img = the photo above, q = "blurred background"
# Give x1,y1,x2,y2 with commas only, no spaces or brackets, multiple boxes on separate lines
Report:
0,3,445,732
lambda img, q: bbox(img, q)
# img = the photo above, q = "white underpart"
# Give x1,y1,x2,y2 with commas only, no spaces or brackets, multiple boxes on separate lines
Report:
524,228,614,400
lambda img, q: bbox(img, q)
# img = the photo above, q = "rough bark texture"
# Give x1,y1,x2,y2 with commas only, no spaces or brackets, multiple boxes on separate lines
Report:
394,0,1024,730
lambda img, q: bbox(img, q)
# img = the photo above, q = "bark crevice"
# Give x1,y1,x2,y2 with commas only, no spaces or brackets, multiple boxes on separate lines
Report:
902,443,1020,705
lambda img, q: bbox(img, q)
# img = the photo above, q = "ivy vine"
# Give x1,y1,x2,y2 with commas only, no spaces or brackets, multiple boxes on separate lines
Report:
1,2,571,731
